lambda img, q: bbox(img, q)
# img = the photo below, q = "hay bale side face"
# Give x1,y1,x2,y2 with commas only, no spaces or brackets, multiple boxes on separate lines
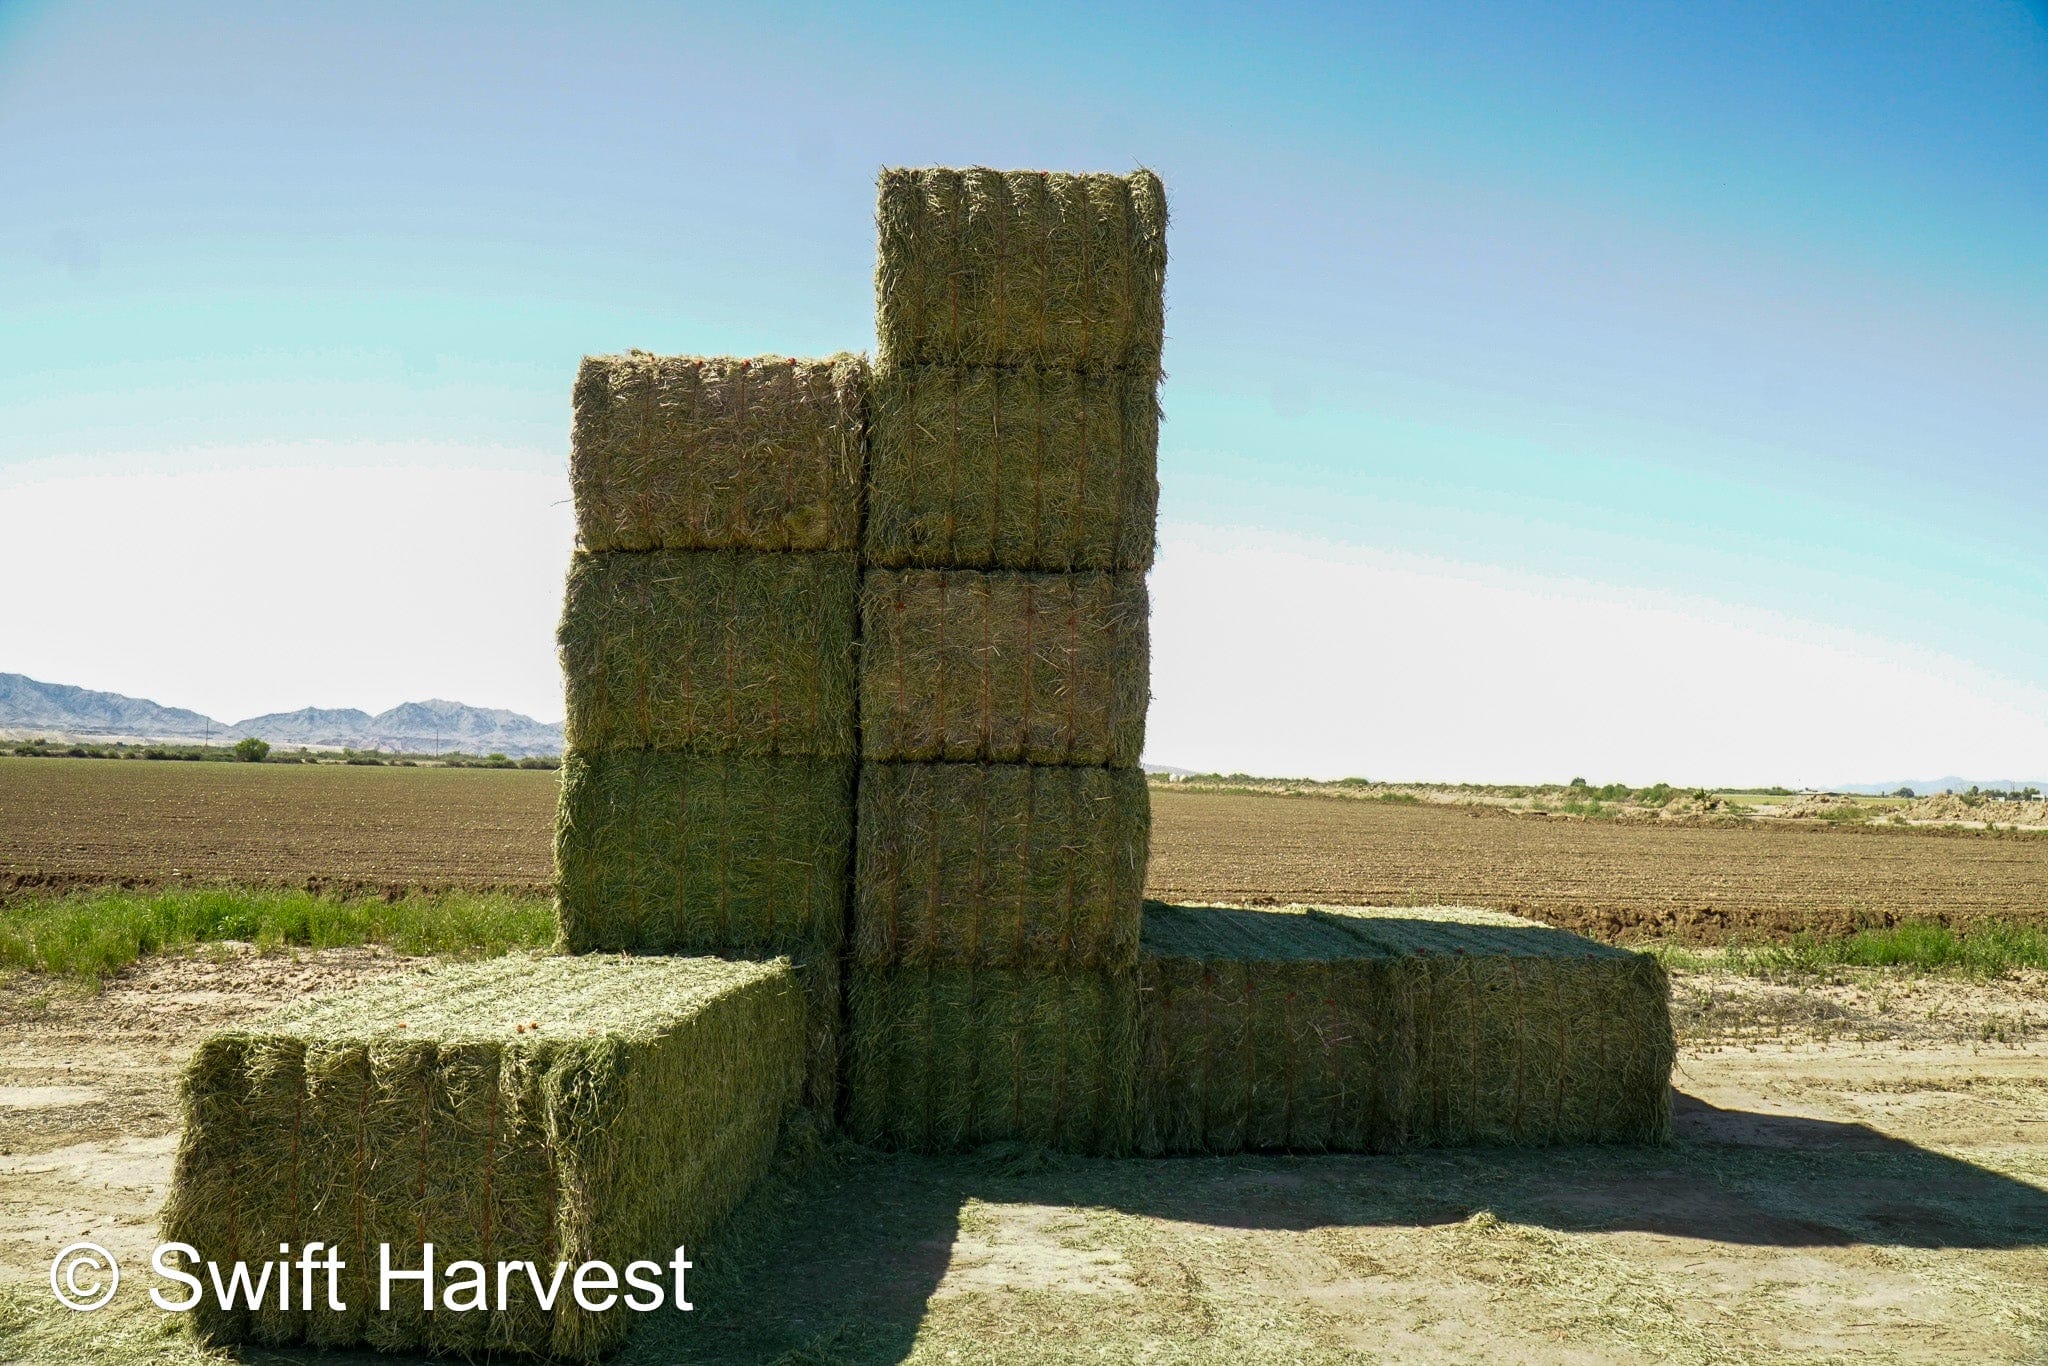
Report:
845,966,1136,1155
1134,906,1412,1155
159,955,803,1362
571,352,866,554
860,569,1148,766
1312,907,1675,1146
875,167,1167,372
559,550,858,757
554,752,854,957
854,762,1149,971
864,365,1158,571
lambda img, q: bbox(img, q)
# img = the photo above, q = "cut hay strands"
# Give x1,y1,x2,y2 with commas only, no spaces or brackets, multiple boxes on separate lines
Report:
159,954,804,1362
559,550,857,758
555,752,853,957
1136,905,1675,1155
1137,906,1408,1156
864,363,1158,572
875,167,1167,373
572,352,867,554
860,569,1148,767
846,966,1136,1155
1318,906,1675,1150
855,762,1149,972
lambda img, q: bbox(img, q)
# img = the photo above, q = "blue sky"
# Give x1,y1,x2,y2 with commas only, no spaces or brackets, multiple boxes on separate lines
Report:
2,1,2043,783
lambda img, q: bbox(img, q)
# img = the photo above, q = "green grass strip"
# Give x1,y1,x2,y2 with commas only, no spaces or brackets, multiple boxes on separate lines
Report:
0,887,554,980
1648,920,2048,978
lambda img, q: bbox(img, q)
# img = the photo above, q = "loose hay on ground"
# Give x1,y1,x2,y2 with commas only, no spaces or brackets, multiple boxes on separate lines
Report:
554,752,854,957
855,762,1149,971
1137,904,1674,1154
571,352,867,554
846,965,1136,1155
874,167,1167,373
864,364,1158,571
558,550,858,757
160,953,804,1361
860,568,1149,766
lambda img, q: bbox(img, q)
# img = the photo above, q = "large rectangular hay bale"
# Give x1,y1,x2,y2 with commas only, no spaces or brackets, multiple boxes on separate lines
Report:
855,762,1148,971
845,966,1136,1155
864,364,1158,571
875,167,1167,372
555,751,853,956
572,352,866,554
160,954,803,1362
1136,904,1412,1155
1318,906,1675,1148
1134,904,1674,1155
860,569,1148,766
559,550,857,757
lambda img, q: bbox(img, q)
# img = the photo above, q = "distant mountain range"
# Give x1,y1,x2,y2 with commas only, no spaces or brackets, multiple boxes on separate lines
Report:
1838,777,2046,796
0,673,564,758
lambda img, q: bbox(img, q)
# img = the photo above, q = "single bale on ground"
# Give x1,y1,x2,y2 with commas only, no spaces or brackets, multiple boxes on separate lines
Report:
855,762,1149,971
571,352,867,554
555,751,853,957
846,965,1136,1155
864,363,1158,571
860,568,1149,766
1135,904,1674,1154
1136,903,1411,1155
160,953,804,1361
875,167,1167,373
1317,905,1675,1149
559,550,857,757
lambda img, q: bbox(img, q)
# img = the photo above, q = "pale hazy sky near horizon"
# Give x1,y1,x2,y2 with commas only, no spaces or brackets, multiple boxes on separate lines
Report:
2,1,2044,786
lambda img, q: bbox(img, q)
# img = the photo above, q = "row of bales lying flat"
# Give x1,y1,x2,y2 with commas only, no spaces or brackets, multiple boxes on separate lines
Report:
160,166,1674,1359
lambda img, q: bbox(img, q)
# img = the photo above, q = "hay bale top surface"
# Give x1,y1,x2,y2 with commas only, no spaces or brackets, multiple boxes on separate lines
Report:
248,952,790,1045
1141,903,1638,964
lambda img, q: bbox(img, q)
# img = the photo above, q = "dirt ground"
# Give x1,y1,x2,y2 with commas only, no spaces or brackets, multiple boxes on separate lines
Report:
2,949,2043,1363
7,758,2045,942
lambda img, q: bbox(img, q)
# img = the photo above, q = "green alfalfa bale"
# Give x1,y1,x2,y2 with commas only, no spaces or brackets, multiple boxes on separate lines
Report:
559,550,858,757
1309,906,1675,1146
845,966,1136,1155
1134,904,1412,1156
571,351,867,554
159,954,805,1361
860,569,1149,766
854,762,1148,971
864,363,1158,571
554,751,854,957
875,167,1167,372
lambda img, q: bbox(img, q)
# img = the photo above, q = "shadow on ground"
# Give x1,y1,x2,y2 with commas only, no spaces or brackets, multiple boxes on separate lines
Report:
204,1092,2048,1365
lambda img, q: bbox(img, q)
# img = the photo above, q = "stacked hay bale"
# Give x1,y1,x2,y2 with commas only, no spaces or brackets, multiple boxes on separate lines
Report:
556,351,867,1109
849,169,1166,1154
1136,903,1674,1154
162,954,803,1362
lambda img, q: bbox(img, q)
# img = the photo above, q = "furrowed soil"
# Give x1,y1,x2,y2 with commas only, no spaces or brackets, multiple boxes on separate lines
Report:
2,949,2042,1363
5,759,2045,941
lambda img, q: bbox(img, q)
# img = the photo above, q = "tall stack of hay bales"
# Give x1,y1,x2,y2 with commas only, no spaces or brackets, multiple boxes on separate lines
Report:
848,169,1166,1154
555,351,868,1108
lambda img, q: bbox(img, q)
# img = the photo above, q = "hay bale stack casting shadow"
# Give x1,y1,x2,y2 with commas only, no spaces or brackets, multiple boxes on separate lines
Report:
860,569,1149,765
856,762,1149,971
559,550,858,756
1137,905,1675,1155
863,364,1159,571
160,954,804,1362
846,966,1136,1155
572,352,867,554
